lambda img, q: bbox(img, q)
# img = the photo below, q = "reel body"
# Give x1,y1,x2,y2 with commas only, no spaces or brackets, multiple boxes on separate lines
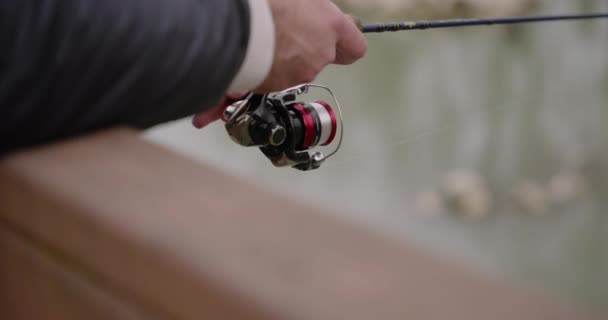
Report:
223,84,343,171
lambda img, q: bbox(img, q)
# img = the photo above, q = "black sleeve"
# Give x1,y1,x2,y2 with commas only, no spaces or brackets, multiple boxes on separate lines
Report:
0,0,251,154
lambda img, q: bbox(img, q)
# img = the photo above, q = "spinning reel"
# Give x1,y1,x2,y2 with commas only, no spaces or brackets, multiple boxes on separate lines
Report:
223,84,343,171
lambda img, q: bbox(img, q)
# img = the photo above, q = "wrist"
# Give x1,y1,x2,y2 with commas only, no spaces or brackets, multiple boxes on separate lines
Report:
228,0,275,92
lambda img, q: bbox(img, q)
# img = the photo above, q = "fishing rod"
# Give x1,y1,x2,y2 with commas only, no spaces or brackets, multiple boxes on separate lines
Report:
221,12,608,171
360,13,608,33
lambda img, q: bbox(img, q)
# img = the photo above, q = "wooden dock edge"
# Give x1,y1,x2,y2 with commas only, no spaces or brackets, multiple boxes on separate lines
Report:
0,128,601,319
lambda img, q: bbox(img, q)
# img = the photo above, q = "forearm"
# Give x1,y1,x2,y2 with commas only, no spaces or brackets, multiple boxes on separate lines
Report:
0,0,265,153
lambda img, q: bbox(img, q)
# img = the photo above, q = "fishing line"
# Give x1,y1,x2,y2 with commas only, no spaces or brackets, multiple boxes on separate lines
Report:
324,97,499,169
324,120,464,169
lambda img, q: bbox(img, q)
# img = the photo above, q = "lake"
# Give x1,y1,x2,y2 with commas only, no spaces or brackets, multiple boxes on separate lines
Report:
145,0,608,311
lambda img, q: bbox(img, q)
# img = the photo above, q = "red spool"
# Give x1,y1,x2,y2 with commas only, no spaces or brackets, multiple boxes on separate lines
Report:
293,103,316,148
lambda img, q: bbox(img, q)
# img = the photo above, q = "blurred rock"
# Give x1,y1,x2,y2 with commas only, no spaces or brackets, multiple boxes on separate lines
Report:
338,0,536,17
511,180,549,215
463,0,536,16
440,171,492,220
547,172,586,205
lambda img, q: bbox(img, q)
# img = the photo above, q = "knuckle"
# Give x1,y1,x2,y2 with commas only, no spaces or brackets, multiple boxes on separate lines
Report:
323,47,337,63
326,6,346,31
301,69,317,84
332,14,347,33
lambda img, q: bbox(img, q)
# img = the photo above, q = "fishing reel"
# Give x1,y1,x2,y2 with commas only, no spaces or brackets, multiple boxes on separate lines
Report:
223,84,343,171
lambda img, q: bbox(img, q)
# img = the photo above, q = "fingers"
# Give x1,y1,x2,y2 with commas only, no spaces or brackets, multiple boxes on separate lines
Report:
347,14,364,31
334,14,368,65
226,92,249,100
192,92,248,129
192,103,224,128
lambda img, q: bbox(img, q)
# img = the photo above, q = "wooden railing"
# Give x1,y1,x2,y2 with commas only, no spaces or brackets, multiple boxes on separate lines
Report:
0,128,601,319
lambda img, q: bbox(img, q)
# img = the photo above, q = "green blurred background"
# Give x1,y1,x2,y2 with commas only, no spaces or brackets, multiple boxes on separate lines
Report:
146,0,607,312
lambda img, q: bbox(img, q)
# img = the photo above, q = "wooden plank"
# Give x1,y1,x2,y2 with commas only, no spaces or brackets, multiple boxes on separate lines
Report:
0,128,600,319
0,222,151,320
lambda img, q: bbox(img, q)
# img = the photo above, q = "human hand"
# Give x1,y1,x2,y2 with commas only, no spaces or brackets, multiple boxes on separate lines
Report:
192,93,246,129
255,0,368,92
193,1,367,129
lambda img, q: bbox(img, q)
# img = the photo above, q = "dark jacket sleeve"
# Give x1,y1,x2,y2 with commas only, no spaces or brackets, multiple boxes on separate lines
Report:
0,0,251,153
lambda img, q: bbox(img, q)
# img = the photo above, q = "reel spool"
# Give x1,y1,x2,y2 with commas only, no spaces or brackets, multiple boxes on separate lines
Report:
223,84,343,171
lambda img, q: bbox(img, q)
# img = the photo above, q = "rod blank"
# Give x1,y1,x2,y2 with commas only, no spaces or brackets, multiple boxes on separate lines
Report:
362,13,608,33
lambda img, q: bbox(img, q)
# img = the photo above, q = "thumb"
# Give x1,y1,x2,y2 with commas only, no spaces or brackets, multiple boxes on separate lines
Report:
334,14,368,65
347,14,364,30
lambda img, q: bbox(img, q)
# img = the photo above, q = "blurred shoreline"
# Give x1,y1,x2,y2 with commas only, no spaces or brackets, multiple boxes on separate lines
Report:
336,0,537,19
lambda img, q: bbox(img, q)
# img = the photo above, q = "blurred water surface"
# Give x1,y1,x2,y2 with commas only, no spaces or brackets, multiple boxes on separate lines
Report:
146,0,608,310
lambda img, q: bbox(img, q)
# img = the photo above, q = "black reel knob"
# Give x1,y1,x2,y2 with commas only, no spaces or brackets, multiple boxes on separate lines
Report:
250,122,286,147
